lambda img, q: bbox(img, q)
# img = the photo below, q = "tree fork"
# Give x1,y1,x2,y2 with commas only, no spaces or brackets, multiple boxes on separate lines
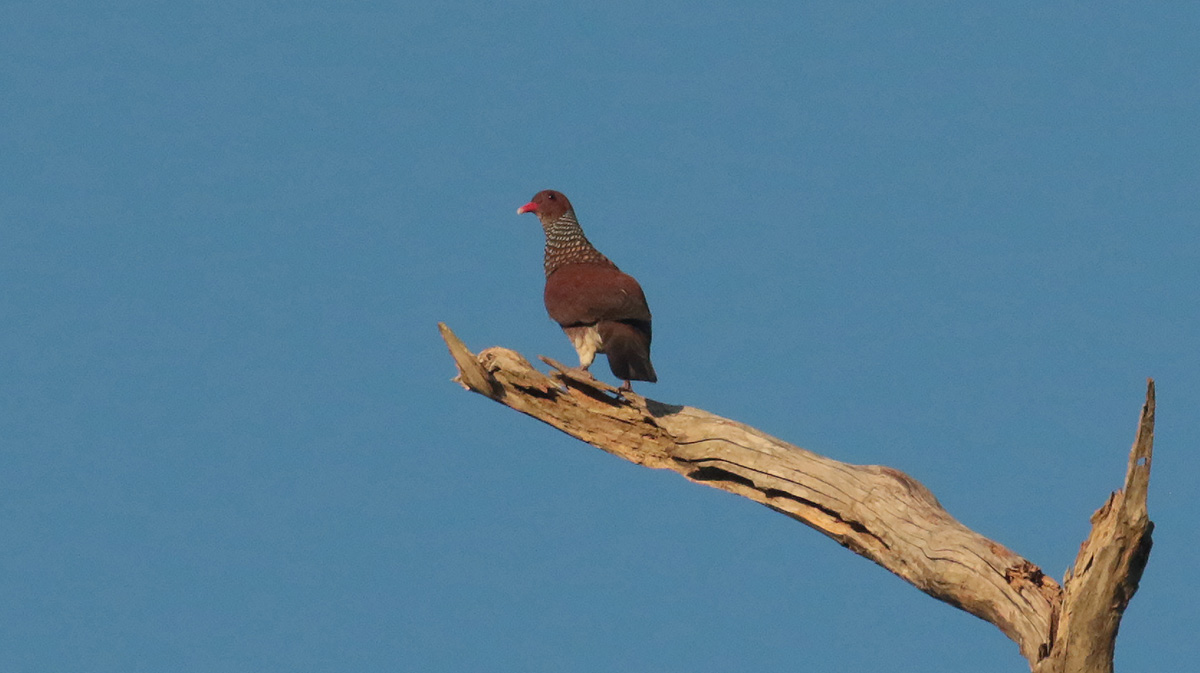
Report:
439,323,1154,672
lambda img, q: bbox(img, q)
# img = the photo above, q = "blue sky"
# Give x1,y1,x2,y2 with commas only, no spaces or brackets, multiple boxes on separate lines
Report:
2,2,1197,671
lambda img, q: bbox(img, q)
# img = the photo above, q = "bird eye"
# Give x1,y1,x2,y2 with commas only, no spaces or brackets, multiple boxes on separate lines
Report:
547,193,555,200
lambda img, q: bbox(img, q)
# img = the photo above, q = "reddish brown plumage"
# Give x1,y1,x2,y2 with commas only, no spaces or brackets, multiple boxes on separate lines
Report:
518,190,657,387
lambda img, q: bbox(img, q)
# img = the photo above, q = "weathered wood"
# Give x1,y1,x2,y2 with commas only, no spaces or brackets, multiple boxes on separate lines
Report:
439,324,1154,671
1033,383,1155,673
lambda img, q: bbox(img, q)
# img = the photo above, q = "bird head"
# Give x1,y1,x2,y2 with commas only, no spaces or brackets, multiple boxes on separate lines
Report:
517,190,572,223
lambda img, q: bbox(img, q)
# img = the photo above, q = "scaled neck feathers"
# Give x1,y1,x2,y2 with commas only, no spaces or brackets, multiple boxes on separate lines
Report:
543,211,614,277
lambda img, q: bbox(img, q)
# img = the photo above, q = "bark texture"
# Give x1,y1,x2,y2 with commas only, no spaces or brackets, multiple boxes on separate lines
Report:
439,324,1154,672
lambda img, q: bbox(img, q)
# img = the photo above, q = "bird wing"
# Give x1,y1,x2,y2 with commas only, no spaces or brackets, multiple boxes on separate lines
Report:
544,263,652,328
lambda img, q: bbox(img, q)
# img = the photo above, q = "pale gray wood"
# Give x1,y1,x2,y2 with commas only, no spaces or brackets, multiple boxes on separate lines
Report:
439,323,1154,671
1032,386,1155,673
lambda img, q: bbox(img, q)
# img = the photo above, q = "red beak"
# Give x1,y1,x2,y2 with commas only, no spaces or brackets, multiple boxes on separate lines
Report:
516,201,538,215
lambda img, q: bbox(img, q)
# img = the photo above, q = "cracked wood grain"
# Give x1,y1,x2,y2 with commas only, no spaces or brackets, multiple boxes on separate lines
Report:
439,323,1154,672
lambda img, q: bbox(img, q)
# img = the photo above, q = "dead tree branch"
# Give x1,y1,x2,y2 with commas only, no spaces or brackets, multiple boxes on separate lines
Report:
439,323,1154,672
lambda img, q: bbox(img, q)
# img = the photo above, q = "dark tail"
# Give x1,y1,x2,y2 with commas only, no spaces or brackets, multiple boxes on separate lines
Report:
598,320,657,383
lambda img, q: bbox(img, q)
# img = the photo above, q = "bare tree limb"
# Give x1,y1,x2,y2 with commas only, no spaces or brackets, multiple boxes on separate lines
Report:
439,323,1154,671
1033,383,1155,673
